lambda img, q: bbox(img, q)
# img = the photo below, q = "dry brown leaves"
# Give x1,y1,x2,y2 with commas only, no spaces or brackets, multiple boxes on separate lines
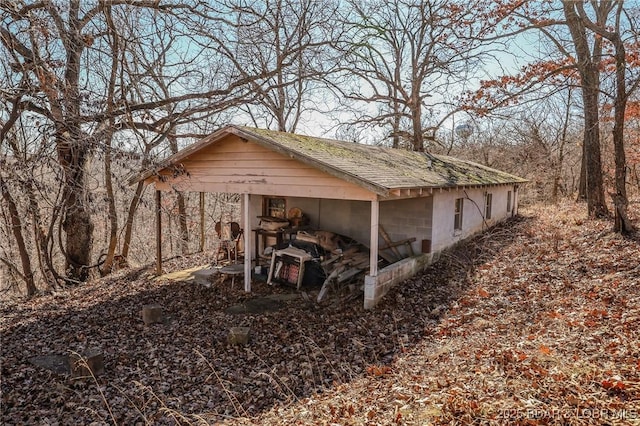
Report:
1,201,639,425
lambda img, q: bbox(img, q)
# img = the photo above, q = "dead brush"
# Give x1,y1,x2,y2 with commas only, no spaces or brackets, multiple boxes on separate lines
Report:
195,349,249,419
111,382,155,425
68,350,117,425
132,381,192,425
68,351,178,425
300,334,360,385
244,347,300,404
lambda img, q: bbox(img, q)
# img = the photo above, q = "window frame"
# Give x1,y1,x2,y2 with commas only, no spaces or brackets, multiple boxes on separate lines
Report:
485,193,492,220
454,197,464,231
507,190,512,213
263,196,286,218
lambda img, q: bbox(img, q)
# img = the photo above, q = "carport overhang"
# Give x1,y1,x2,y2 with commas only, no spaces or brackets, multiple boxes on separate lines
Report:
147,182,391,301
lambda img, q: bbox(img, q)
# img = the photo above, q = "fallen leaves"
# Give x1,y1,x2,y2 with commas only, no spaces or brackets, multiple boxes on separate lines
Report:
538,344,552,356
601,376,626,392
1,200,639,425
366,365,393,377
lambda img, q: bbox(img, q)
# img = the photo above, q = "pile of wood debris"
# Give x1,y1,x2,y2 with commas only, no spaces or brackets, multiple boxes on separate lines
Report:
268,230,377,302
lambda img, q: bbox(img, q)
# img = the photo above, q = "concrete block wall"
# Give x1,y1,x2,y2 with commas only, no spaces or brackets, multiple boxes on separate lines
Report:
252,196,435,252
364,254,432,309
379,196,433,257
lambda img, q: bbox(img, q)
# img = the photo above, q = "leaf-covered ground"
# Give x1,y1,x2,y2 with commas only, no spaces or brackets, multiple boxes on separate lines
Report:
1,200,639,425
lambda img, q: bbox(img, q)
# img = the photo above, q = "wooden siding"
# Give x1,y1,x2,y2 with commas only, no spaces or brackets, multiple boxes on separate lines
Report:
154,135,377,201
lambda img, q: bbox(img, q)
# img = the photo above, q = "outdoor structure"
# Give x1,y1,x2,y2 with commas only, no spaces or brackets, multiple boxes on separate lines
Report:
134,125,526,308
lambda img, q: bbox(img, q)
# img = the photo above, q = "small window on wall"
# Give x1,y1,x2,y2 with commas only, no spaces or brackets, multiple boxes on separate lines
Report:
454,197,464,230
507,191,512,213
264,197,286,218
485,193,492,220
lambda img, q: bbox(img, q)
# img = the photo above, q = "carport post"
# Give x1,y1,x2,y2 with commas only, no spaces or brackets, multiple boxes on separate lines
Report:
155,190,162,275
243,193,252,292
369,199,379,276
199,192,205,251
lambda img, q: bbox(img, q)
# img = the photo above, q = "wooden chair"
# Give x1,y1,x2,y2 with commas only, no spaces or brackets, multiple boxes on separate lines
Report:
214,221,243,264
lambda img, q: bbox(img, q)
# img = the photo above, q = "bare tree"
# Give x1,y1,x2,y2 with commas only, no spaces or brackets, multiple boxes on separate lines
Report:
571,1,639,232
458,0,640,218
0,1,100,281
0,173,36,295
448,92,582,204
0,108,61,294
508,93,582,202
0,1,296,282
197,0,342,133
338,0,480,150
561,0,609,217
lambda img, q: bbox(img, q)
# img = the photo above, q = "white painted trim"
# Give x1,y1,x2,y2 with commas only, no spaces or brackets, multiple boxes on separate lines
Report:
243,193,252,292
370,200,379,276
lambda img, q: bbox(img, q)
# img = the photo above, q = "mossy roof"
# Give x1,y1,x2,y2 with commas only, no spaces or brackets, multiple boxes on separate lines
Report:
135,125,527,196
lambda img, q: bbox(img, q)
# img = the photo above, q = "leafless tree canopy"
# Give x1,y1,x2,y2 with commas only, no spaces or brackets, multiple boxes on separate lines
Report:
1,0,638,295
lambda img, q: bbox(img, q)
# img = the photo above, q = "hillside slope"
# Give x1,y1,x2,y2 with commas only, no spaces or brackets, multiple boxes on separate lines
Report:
1,201,638,425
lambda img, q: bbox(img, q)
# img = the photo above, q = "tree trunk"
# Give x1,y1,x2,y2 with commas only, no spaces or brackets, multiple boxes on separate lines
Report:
100,138,119,275
0,176,36,296
168,134,189,254
54,3,94,282
101,4,121,274
121,181,144,260
391,103,401,149
62,189,93,281
610,34,632,233
58,133,94,282
27,184,57,289
581,83,608,217
411,90,424,152
563,2,607,217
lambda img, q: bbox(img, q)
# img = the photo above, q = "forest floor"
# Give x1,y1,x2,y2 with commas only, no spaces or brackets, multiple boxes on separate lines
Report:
1,199,639,425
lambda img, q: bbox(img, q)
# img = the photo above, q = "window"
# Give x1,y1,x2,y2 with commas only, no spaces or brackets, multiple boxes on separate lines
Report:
485,193,492,220
454,198,464,230
264,197,286,218
507,191,512,213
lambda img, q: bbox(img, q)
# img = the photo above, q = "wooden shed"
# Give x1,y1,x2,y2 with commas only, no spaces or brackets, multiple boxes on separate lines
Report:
135,125,527,308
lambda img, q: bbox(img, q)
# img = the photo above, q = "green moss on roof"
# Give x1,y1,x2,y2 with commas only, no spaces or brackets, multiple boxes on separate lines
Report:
234,125,527,190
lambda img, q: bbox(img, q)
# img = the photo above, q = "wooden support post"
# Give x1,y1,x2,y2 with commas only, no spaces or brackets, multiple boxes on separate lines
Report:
199,192,205,252
155,190,162,275
243,193,252,292
370,199,379,276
